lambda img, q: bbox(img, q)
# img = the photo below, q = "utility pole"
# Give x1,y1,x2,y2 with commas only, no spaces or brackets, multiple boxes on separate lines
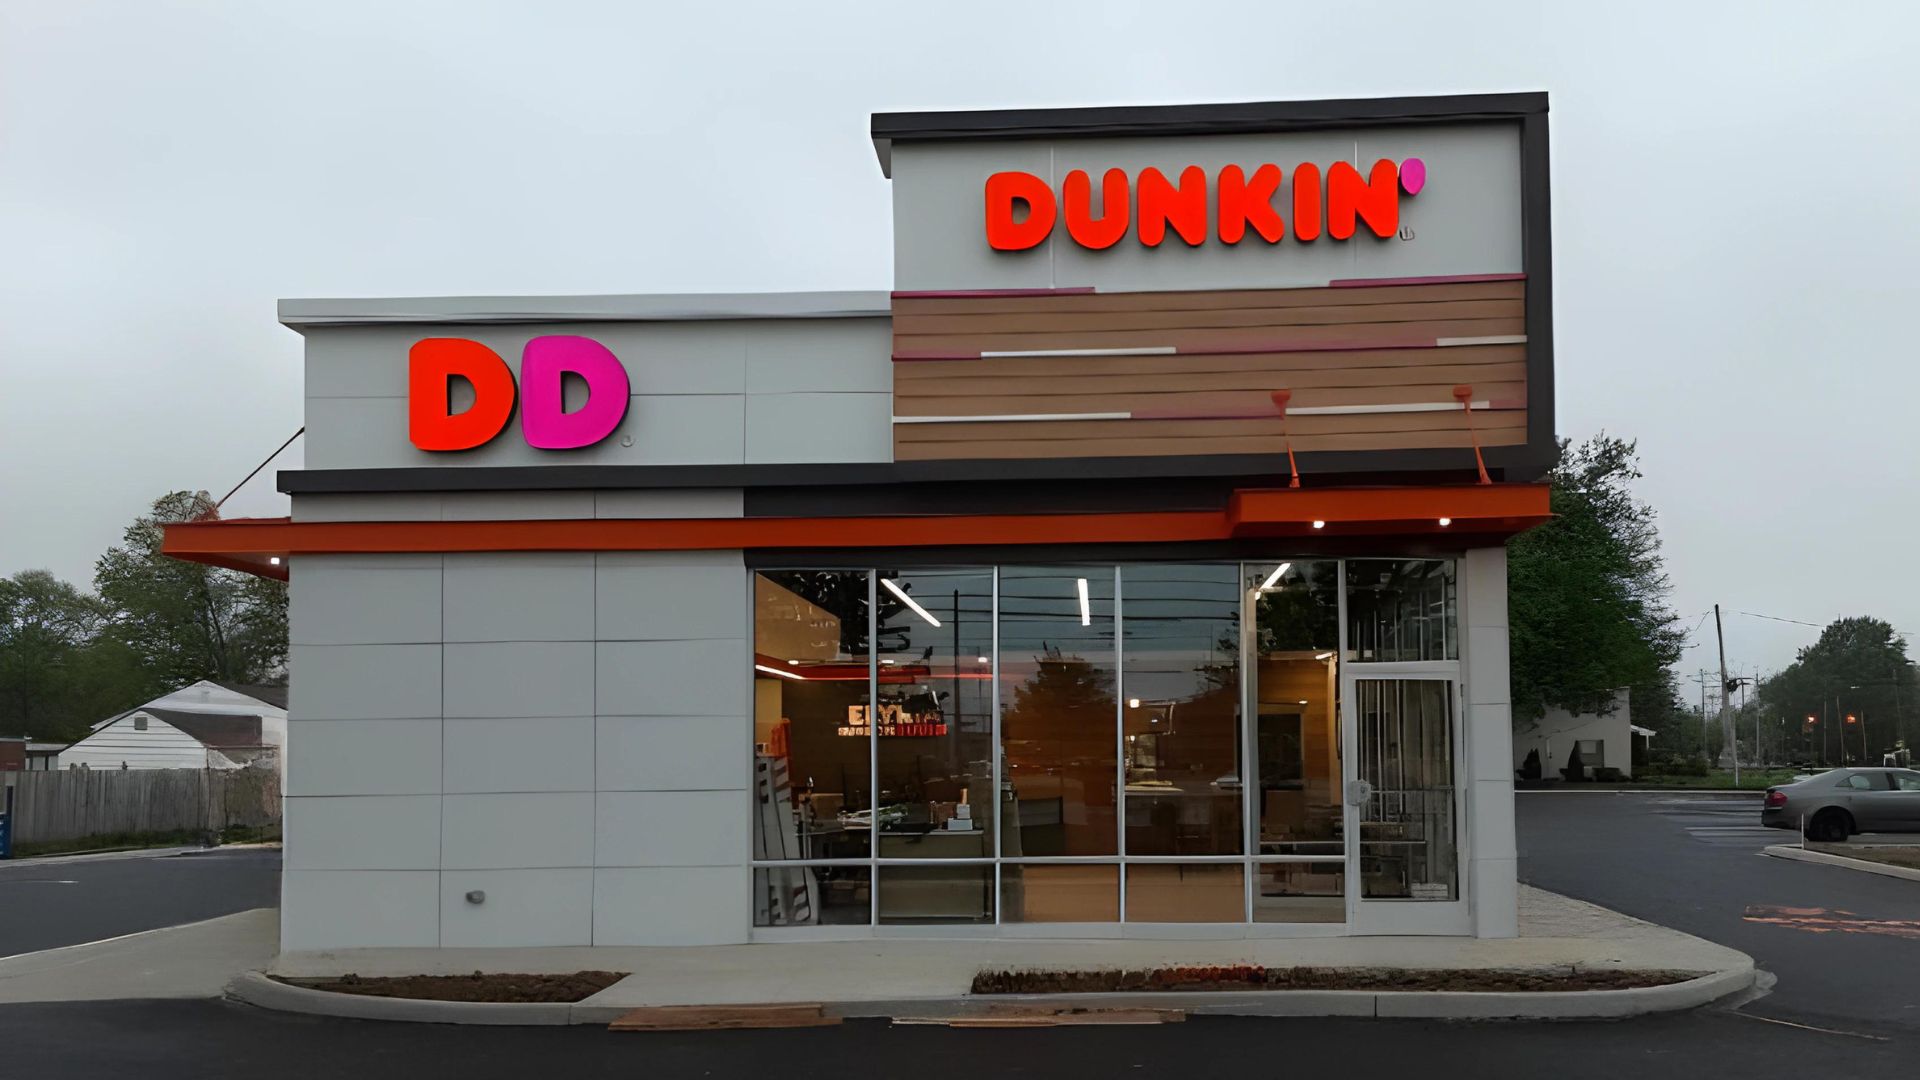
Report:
1714,605,1737,783
1691,669,1714,763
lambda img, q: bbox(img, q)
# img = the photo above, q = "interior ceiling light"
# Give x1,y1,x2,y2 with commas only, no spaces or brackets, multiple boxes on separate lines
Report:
1438,517,1452,527
269,556,282,566
882,578,941,627
977,656,990,663
787,658,800,665
1311,520,1326,530
1128,697,1142,708
1256,562,1292,592
755,663,804,681
1076,577,1091,626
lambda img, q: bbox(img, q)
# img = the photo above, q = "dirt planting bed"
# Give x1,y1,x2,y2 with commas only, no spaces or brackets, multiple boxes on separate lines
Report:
278,971,626,1003
970,965,1703,995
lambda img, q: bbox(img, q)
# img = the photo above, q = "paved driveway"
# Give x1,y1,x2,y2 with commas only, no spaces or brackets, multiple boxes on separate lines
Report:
0,848,280,958
1518,790,1920,1038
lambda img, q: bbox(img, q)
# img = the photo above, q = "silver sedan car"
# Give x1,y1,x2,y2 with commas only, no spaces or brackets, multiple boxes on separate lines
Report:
1761,767,1920,841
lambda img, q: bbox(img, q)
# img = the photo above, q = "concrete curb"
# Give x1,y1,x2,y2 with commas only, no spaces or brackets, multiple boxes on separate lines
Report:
1763,844,1920,882
228,962,1756,1026
227,971,576,1026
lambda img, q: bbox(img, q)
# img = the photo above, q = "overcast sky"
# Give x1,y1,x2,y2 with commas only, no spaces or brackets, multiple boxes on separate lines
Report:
2,0,1915,678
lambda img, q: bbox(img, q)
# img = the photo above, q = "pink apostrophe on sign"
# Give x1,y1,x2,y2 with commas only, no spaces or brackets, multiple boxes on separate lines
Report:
1399,157,1426,196
519,335,631,450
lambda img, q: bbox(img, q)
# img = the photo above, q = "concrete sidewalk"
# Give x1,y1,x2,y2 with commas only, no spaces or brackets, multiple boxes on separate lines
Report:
0,908,277,1003
0,887,1754,1021
253,886,1751,1021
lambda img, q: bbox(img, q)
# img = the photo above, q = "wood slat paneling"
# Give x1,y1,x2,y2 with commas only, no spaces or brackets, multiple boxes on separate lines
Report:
895,412,1528,444
894,344,1525,381
898,362,1525,402
895,299,1523,336
897,427,1527,460
896,318,1523,354
891,280,1527,463
890,280,1523,317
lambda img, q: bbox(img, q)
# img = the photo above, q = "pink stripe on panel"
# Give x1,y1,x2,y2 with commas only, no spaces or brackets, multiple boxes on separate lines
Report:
890,287,1098,299
892,350,981,361
1326,272,1526,288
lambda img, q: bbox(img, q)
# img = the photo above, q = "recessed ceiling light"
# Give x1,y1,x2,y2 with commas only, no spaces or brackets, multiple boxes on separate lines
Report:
1438,517,1452,527
1311,520,1326,530
977,656,990,663
1128,697,1142,708
268,556,282,566
787,658,800,665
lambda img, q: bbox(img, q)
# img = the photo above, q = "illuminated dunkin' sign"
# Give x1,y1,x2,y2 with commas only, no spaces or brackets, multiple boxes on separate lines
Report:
408,335,630,452
984,158,1426,251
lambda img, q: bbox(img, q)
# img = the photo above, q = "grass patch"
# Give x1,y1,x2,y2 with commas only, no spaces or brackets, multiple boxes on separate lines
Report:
1618,769,1800,791
11,823,280,859
1808,844,1920,871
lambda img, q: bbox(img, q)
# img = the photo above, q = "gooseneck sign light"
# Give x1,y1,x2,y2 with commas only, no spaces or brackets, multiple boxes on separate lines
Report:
408,335,631,451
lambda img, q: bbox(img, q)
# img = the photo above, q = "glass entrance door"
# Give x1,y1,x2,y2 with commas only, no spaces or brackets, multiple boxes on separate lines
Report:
1344,671,1469,934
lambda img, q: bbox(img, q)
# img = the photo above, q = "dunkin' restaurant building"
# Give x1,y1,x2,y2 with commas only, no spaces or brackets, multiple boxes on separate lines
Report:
168,93,1555,954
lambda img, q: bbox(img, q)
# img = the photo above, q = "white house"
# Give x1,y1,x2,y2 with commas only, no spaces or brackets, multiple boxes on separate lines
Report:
60,680,287,773
1512,688,1640,780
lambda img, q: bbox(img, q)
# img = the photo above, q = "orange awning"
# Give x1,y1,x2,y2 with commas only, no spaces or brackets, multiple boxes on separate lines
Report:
163,483,1551,580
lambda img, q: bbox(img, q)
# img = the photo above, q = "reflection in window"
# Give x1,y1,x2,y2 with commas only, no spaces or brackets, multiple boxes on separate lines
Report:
999,567,1117,857
753,571,873,861
878,865,993,924
1346,559,1457,662
753,866,870,927
1253,861,1344,923
1121,564,1241,856
875,571,994,859
1248,561,1342,857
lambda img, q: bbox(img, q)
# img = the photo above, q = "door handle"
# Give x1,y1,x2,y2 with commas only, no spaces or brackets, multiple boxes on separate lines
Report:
1344,779,1375,806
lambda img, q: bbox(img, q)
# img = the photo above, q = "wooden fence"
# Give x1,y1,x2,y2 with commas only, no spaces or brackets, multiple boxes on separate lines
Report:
3,767,280,845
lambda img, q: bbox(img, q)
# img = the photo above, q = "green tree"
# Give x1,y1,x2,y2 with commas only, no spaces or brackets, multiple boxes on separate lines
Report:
1758,617,1913,766
93,491,288,689
1508,436,1685,728
0,569,153,742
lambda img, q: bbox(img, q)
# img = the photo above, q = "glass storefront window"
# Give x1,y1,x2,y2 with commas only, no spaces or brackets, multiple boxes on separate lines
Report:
750,558,1463,929
1120,564,1241,856
998,566,1118,857
1123,863,1245,922
1000,864,1120,922
1345,559,1458,662
753,570,873,860
1253,861,1344,923
1247,561,1342,858
877,865,994,925
753,865,871,927
875,570,995,858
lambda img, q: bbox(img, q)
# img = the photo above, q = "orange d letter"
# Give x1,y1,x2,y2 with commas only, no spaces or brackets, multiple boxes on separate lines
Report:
409,338,517,451
985,171,1057,251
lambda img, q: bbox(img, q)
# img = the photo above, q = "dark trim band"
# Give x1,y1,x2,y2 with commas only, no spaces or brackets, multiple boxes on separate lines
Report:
870,91,1548,175
278,445,1553,497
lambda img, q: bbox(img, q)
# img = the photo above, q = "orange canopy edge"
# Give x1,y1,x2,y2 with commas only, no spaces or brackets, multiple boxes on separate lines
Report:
162,483,1552,581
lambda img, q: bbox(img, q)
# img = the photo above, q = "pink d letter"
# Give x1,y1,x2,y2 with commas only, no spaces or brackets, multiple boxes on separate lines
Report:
519,335,631,450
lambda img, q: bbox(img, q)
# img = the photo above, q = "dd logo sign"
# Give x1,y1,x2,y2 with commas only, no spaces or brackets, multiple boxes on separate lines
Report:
409,335,630,451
